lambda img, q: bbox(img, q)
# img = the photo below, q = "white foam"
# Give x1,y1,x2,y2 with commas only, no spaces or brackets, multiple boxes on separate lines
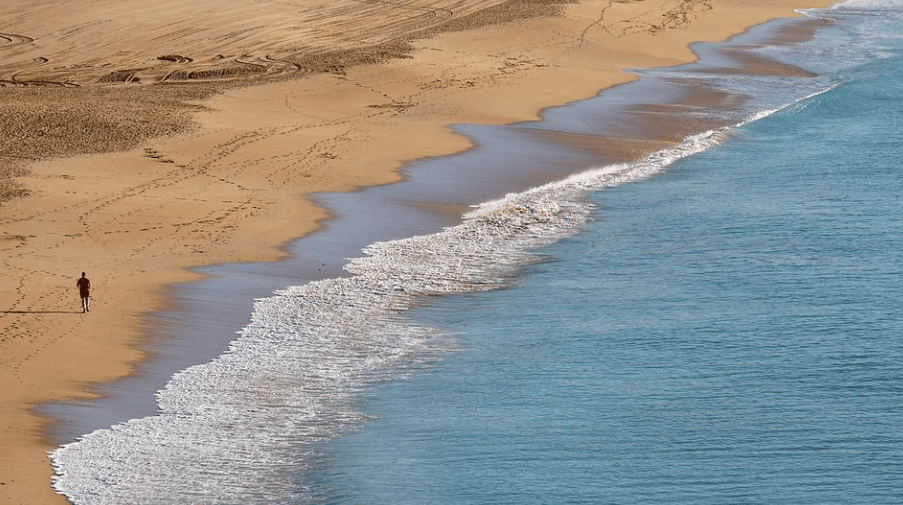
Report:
52,16,888,495
834,0,903,10
49,3,903,497
50,127,735,504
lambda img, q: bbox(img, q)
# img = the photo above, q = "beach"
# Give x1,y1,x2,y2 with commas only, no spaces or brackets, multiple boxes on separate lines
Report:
0,1,833,503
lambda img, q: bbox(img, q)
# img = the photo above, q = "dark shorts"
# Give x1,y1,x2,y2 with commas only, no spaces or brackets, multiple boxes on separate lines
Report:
80,290,90,298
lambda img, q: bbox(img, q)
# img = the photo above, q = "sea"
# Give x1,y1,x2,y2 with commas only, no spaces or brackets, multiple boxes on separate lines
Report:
50,1,903,503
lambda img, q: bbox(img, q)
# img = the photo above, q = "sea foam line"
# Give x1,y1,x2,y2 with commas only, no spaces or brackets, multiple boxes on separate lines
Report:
834,0,903,10
50,127,732,505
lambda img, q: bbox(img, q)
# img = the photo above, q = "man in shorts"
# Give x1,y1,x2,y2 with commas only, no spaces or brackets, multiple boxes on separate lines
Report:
76,272,91,313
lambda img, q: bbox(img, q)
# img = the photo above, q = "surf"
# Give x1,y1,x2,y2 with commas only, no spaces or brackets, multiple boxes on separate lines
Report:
49,1,899,502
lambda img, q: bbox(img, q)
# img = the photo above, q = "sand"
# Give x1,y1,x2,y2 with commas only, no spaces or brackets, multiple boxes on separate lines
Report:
0,0,834,503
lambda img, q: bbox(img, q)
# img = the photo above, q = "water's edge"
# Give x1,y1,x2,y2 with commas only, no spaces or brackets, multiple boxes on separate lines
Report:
43,8,840,499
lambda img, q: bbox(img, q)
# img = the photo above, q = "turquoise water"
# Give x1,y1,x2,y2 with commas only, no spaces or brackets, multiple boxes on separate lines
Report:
311,5,903,504
50,2,903,503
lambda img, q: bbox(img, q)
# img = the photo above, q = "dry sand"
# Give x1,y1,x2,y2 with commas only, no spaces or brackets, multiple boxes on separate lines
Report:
0,0,833,503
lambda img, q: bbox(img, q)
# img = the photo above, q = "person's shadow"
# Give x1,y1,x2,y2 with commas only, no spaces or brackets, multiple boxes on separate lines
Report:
1,310,85,314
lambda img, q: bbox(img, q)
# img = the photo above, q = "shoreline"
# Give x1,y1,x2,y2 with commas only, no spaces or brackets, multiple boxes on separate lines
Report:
0,1,835,503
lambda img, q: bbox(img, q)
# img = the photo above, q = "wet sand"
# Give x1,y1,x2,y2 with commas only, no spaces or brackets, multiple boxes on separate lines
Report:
0,1,833,503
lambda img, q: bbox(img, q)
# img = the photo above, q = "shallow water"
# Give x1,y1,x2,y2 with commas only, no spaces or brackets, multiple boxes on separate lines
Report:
307,2,903,503
316,44,903,505
51,1,903,503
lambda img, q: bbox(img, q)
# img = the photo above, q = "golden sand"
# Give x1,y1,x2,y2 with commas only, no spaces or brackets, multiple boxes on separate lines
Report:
0,1,832,502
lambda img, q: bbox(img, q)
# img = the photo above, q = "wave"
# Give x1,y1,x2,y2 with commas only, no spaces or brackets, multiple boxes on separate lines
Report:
834,0,903,10
50,125,734,504
51,2,891,500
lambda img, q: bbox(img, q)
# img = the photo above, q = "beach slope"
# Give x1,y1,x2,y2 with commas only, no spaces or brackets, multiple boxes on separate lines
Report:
0,1,830,503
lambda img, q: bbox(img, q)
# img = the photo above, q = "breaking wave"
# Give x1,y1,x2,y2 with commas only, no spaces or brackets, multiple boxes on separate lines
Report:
51,127,732,504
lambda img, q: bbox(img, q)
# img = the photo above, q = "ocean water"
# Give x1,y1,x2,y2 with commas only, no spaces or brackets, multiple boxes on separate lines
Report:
51,1,903,503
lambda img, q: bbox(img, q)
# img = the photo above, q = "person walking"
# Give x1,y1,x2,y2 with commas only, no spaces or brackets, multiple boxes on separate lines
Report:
76,272,91,313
